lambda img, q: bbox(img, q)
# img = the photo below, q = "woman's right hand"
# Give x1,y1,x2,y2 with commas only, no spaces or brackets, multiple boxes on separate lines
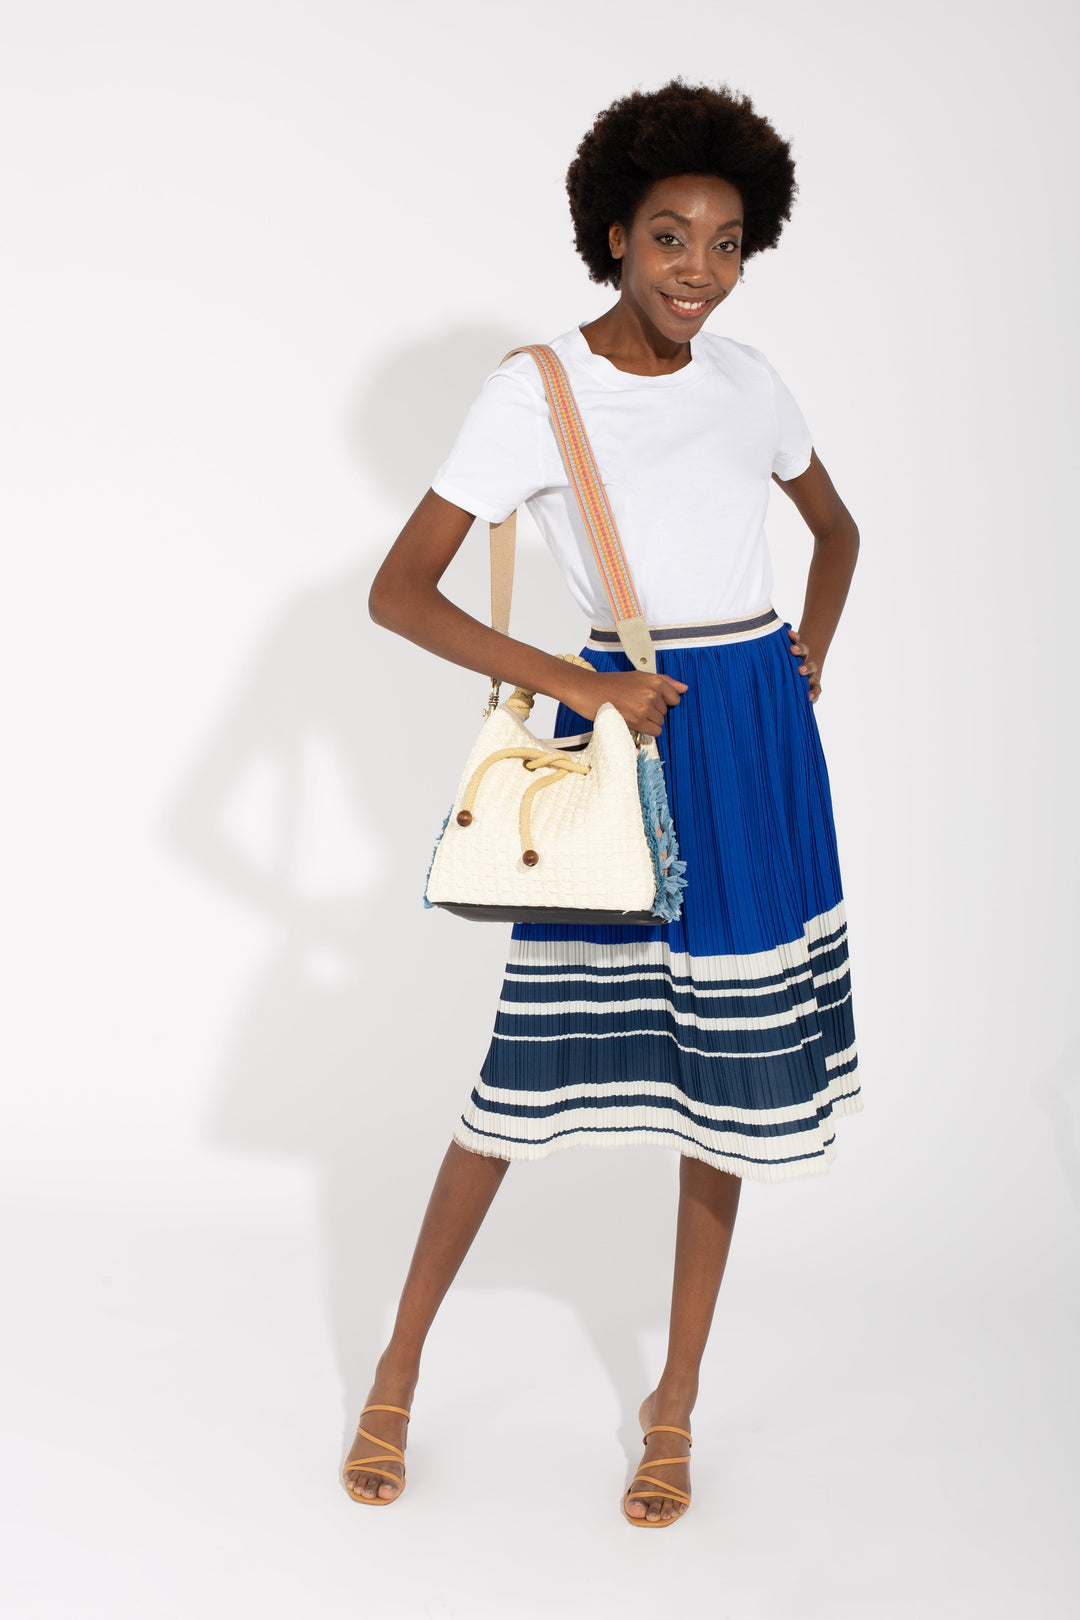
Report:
566,669,689,738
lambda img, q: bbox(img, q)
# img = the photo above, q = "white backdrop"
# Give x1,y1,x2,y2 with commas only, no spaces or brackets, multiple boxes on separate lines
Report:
2,2,1078,1616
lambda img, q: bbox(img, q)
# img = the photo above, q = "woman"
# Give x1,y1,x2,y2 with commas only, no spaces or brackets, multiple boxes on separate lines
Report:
346,78,862,1526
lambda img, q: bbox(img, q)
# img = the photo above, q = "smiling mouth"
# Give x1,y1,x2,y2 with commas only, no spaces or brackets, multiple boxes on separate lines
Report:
660,291,718,319
660,292,715,318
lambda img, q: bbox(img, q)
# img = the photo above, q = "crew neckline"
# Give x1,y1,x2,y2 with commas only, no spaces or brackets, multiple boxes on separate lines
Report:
566,322,704,388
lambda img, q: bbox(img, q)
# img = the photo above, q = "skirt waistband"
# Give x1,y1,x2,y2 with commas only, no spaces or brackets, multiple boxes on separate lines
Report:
586,606,782,651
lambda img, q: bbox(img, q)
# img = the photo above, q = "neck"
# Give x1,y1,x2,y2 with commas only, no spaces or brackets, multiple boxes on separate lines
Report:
580,297,692,376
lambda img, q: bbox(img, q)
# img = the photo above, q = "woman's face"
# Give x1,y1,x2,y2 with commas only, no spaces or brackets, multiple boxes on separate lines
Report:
608,173,744,341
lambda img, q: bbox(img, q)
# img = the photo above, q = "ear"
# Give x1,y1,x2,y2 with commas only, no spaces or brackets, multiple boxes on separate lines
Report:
608,221,625,262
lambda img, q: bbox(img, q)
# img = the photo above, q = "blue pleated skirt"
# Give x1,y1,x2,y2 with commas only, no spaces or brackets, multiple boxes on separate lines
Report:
453,608,862,1183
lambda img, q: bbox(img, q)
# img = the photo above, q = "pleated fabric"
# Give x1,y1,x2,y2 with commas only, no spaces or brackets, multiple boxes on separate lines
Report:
453,615,862,1182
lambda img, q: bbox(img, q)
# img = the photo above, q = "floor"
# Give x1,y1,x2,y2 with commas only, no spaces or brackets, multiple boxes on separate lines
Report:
3,1147,1077,1620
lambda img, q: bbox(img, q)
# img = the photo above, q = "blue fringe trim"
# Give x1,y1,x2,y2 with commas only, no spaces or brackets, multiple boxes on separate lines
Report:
637,752,688,922
422,805,453,908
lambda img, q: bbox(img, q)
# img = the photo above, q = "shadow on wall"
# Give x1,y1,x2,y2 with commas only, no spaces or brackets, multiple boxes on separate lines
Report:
161,324,683,1450
1032,1040,1080,1216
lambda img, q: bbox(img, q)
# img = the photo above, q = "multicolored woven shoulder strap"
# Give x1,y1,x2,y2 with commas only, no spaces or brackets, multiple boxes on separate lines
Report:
501,344,644,626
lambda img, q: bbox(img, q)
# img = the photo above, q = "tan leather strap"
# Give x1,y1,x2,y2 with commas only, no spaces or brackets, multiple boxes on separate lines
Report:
642,1423,692,1445
347,1424,406,1463
343,1404,410,1476
344,1462,402,1484
626,1476,692,1506
626,1426,693,1505
486,344,657,696
490,512,516,642
343,1414,408,1489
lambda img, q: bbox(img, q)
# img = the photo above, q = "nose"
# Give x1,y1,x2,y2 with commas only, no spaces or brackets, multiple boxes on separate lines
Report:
676,243,714,287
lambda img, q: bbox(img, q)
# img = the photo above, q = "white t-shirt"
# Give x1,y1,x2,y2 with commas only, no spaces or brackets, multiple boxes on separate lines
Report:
431,324,813,628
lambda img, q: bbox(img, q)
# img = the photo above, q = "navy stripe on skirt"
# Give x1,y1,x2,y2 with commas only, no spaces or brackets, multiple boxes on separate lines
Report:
453,610,862,1183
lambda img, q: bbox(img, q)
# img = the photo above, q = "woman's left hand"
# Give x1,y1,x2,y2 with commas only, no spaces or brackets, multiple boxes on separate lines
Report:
787,626,822,703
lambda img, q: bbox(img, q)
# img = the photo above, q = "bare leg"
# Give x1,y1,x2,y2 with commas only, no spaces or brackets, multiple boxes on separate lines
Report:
343,1139,510,1500
625,1154,743,1523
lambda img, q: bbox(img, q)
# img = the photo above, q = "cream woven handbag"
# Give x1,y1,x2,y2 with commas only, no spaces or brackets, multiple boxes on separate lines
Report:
422,344,687,926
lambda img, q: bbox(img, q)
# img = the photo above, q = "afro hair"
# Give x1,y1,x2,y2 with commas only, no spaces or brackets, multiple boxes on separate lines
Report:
566,78,799,287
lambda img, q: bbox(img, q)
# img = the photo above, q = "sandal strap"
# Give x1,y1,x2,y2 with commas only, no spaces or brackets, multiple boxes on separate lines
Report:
344,1407,409,1498
625,1428,692,1509
350,1424,405,1462
626,1475,692,1505
343,1461,403,1485
345,1451,404,1472
642,1423,691,1445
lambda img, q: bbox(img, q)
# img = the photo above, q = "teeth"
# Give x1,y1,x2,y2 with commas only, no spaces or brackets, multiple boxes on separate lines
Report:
668,296,707,310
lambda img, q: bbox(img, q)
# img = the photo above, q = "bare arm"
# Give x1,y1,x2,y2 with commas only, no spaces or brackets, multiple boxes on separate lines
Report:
771,448,860,702
367,489,687,737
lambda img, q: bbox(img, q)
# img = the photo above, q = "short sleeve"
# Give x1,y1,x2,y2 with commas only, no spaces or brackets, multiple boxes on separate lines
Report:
759,353,814,481
430,363,557,524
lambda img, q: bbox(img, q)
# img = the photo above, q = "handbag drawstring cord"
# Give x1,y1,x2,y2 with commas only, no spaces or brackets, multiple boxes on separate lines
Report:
455,747,592,866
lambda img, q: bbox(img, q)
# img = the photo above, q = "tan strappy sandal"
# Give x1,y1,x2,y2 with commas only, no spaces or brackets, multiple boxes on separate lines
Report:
342,1403,411,1505
622,1422,692,1527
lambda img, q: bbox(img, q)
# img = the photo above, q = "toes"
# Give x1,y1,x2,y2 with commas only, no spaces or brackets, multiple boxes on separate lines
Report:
377,1476,400,1499
625,1496,646,1518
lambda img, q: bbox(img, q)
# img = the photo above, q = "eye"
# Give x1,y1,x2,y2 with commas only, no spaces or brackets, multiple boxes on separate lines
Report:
654,232,682,247
717,240,741,254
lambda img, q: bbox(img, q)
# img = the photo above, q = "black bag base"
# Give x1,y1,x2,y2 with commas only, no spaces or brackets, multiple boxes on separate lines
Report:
432,902,665,925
